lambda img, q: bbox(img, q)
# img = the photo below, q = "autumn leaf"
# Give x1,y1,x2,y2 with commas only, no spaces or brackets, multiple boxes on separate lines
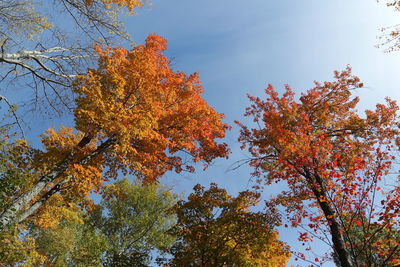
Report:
238,67,400,265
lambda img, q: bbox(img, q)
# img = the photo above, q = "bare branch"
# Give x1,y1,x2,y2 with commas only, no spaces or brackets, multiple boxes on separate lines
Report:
0,95,25,139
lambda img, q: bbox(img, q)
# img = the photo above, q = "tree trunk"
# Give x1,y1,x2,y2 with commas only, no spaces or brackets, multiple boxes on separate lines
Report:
0,135,116,231
305,170,354,267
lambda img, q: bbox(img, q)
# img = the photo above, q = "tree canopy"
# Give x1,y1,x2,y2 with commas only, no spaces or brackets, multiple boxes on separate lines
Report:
164,183,291,266
237,67,400,266
0,34,229,232
0,177,177,266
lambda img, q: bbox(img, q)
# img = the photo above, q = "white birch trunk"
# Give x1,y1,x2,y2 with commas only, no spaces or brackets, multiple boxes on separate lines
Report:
0,135,116,230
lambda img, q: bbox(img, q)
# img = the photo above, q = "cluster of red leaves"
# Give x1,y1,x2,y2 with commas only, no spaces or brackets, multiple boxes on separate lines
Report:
238,67,400,264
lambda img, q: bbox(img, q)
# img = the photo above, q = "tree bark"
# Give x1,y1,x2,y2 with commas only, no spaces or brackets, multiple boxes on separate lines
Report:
0,135,117,231
305,170,354,267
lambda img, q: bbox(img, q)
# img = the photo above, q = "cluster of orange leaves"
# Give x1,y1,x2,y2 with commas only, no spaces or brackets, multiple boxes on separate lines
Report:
30,35,228,228
84,0,145,11
74,34,229,182
40,127,103,195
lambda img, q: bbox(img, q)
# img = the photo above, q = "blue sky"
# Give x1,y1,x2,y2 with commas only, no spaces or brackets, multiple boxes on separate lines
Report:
121,0,400,265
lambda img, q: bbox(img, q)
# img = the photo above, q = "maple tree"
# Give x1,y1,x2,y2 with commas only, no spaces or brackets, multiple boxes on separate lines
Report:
163,183,291,266
237,67,400,266
0,34,229,231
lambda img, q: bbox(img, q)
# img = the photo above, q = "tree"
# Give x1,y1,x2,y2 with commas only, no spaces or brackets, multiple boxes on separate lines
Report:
164,183,291,266
0,129,47,266
32,216,106,266
0,225,46,266
0,0,145,114
0,34,229,231
93,178,177,266
0,186,105,266
237,67,400,266
335,218,400,266
0,177,178,266
0,130,37,212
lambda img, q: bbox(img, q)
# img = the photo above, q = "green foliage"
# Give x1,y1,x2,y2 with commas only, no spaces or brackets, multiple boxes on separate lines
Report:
34,219,106,266
0,130,38,218
0,225,45,266
0,216,106,266
0,177,177,266
95,178,178,266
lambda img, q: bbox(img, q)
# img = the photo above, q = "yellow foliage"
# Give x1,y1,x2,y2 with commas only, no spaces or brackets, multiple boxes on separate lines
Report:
169,184,291,266
33,194,83,229
0,226,46,266
84,0,145,12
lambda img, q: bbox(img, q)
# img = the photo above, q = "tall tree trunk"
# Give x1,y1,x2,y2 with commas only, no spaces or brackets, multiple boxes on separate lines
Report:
304,170,354,267
0,135,116,231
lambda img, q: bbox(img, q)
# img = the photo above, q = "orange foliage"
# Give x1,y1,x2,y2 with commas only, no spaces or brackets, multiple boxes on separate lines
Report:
2,34,228,232
84,0,145,11
37,127,103,200
27,34,228,225
238,67,400,264
73,34,229,183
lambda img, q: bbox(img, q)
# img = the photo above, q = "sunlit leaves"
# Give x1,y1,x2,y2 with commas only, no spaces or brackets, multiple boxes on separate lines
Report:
166,183,291,266
97,178,177,265
238,67,400,264
74,34,229,183
0,0,51,40
33,194,83,229
0,226,46,266
0,177,177,266
84,0,145,12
